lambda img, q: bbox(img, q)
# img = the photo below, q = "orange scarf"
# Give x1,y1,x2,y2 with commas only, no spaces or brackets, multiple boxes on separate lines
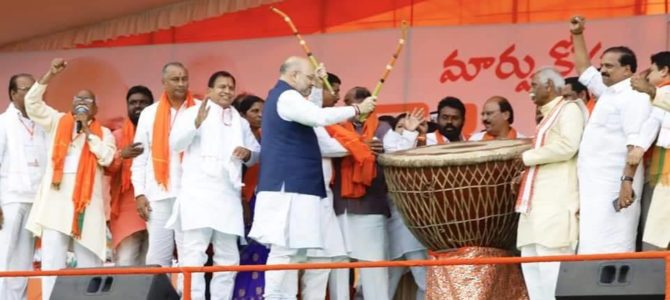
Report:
482,127,518,141
52,114,103,239
152,91,195,189
328,114,379,198
435,132,447,145
586,96,596,113
110,119,135,219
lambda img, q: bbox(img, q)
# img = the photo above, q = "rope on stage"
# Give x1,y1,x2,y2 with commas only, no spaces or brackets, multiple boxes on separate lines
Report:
270,6,336,96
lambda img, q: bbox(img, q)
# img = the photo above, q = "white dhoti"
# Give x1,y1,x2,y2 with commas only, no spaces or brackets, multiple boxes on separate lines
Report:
337,212,389,300
387,203,427,299
250,190,322,300
643,185,670,249
577,172,643,254
521,244,574,300
0,203,34,300
41,228,103,299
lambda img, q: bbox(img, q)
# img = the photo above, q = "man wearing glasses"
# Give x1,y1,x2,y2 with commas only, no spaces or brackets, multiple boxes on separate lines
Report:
469,96,525,141
0,73,49,300
570,16,652,254
23,58,116,299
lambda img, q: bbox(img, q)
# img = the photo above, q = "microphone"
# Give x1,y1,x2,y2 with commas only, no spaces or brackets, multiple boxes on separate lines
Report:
74,105,89,133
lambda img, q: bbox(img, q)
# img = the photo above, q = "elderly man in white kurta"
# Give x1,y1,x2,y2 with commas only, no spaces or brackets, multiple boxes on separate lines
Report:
249,57,376,299
516,68,587,300
24,59,116,299
570,16,652,254
168,71,260,300
0,73,48,300
132,62,198,270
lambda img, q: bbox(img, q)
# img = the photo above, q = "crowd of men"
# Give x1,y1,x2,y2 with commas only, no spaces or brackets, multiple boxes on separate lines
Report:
0,16,669,300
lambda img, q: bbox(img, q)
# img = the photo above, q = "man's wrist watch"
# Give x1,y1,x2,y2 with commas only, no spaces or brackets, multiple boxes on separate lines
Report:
620,176,634,182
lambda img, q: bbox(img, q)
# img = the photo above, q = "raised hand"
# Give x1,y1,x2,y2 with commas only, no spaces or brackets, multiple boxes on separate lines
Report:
50,58,67,75
194,98,210,129
403,108,425,132
315,63,327,80
569,16,585,35
120,142,145,159
356,96,377,115
40,58,67,84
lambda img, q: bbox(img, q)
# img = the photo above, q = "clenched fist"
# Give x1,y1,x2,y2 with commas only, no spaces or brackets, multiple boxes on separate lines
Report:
356,96,377,115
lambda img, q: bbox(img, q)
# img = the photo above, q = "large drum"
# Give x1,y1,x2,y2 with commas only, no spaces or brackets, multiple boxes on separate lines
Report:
378,139,531,252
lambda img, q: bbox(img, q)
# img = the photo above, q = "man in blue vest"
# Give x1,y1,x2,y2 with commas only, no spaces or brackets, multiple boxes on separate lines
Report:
249,56,376,299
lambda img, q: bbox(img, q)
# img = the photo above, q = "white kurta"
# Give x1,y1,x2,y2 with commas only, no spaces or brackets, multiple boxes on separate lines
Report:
23,83,116,260
249,88,356,249
0,103,49,300
577,66,652,254
167,102,260,236
131,100,200,202
306,126,348,258
0,104,48,204
517,97,585,250
426,131,449,145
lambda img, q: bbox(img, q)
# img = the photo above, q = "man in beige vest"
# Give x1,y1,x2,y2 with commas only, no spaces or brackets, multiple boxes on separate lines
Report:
24,58,116,299
515,67,587,300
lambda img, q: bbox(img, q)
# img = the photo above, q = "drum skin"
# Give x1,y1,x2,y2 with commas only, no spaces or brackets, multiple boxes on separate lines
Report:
378,139,531,252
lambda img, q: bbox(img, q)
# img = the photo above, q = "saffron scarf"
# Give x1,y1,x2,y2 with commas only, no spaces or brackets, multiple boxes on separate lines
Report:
482,127,518,141
110,119,135,219
327,113,379,198
151,91,195,189
52,114,103,238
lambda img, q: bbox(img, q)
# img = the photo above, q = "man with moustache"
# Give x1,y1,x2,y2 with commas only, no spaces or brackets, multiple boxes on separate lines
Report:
516,67,587,300
168,70,260,300
105,85,154,266
469,96,525,141
570,16,651,254
132,62,198,270
249,57,376,299
627,51,670,250
563,77,594,113
24,58,116,299
0,73,49,300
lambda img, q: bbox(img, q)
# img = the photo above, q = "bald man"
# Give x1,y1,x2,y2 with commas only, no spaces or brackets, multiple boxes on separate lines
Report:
249,57,376,299
470,96,525,141
24,58,116,299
